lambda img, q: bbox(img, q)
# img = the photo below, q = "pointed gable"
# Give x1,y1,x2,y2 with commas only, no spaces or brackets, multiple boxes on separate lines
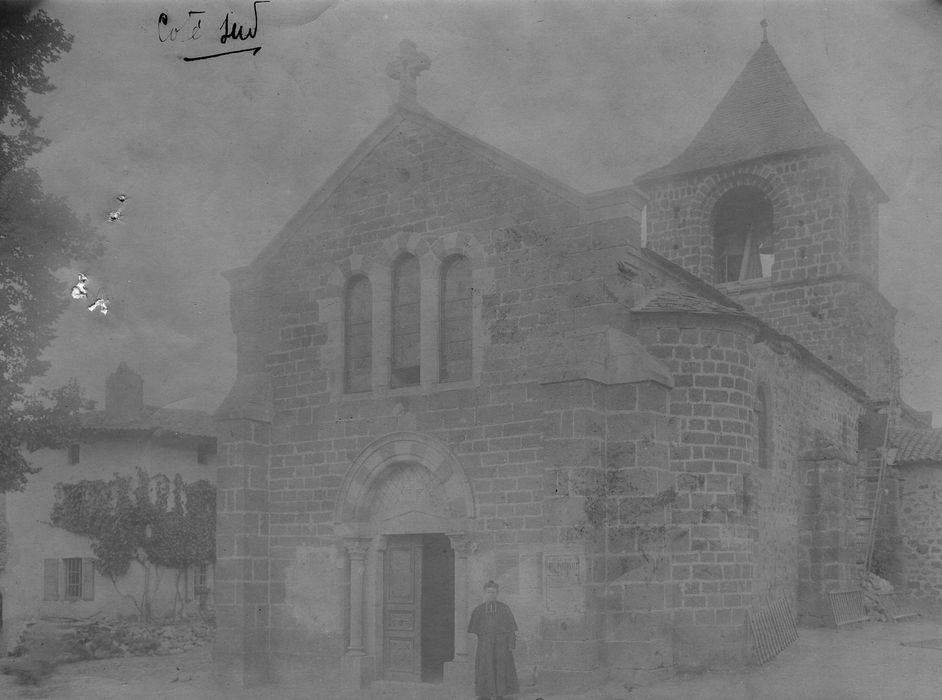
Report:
248,104,590,267
638,40,840,182
242,100,644,270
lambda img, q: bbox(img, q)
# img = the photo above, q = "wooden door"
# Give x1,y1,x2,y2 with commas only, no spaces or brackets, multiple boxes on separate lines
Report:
383,535,422,680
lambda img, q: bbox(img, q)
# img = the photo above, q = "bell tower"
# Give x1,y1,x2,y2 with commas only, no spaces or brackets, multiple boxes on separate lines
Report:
636,22,895,400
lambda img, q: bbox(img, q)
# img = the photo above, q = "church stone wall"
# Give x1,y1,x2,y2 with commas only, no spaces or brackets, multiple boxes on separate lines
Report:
215,113,881,687
213,72,904,696
214,417,274,687
644,151,848,286
633,315,758,668
217,115,651,684
729,279,896,401
751,344,864,624
209,29,920,692
623,311,866,667
872,466,903,584
591,380,677,676
641,151,897,402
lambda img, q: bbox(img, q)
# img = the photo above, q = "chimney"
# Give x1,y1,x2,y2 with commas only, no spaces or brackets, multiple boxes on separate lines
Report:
105,361,144,419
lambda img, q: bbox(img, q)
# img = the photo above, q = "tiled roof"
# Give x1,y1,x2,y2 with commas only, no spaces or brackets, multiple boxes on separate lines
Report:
80,405,216,440
633,289,753,320
637,41,840,183
891,429,942,465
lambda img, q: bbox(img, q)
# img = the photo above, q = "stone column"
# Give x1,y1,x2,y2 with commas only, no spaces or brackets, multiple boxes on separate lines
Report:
451,534,470,660
444,533,471,686
0,494,7,656
341,538,373,688
345,538,370,653
213,265,275,688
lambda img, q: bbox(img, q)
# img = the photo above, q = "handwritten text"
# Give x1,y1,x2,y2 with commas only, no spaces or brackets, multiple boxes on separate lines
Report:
158,1,268,62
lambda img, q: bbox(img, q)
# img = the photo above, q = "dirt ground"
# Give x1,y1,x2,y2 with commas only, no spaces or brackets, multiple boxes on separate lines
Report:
3,619,942,700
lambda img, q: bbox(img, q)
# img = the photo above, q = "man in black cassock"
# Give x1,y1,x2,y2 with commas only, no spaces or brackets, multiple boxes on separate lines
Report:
467,580,519,700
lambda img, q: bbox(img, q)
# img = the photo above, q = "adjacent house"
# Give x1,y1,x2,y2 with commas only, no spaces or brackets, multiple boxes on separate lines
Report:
0,363,216,648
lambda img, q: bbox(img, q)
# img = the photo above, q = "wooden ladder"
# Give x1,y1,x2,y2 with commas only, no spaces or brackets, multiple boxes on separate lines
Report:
855,407,891,573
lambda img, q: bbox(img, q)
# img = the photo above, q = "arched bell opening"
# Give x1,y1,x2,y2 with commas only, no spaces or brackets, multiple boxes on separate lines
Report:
713,186,774,283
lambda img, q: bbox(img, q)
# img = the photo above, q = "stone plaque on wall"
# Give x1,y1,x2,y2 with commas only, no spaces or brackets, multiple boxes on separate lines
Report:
495,551,519,594
544,554,582,615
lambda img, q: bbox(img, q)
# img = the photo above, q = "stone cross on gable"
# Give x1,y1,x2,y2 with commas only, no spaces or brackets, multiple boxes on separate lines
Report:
386,39,431,109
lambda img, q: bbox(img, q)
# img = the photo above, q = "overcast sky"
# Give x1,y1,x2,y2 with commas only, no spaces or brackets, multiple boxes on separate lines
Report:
27,0,942,423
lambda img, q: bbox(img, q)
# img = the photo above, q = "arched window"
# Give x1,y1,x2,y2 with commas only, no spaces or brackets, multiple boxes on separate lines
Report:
713,186,773,283
391,254,420,387
345,275,372,392
756,384,771,470
439,255,472,382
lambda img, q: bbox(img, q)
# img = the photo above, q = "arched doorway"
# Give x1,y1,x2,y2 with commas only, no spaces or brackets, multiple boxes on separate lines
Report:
333,432,474,687
712,186,774,283
371,463,454,681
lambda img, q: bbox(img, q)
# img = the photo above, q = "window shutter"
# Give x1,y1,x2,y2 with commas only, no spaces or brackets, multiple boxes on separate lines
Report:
82,559,95,601
43,559,59,601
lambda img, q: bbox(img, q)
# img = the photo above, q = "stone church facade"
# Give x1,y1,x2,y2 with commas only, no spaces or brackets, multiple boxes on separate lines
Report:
212,35,924,690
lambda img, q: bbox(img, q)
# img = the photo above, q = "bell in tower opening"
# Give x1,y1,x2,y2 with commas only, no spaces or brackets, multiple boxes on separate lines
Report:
712,186,773,283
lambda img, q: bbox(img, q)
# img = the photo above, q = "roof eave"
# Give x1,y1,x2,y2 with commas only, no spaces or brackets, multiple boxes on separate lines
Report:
834,141,889,203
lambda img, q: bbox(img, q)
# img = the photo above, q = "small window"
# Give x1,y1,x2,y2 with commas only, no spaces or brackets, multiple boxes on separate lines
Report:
64,558,83,599
193,562,211,609
391,255,421,387
68,444,80,465
49,558,95,601
197,443,211,465
439,255,472,382
756,384,771,470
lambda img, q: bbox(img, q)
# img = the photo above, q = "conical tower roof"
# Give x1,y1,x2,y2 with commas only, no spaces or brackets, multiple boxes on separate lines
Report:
638,36,841,183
